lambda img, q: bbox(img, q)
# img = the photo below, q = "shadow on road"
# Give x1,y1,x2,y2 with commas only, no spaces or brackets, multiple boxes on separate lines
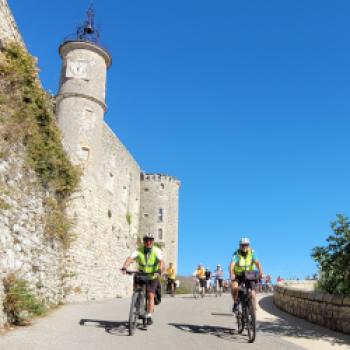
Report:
258,295,350,346
79,319,130,336
168,323,248,343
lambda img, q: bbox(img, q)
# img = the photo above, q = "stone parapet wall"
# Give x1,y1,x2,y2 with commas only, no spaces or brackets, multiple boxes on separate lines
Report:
274,281,350,334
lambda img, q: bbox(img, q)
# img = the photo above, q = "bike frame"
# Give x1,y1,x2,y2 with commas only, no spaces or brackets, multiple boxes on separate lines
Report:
126,270,153,335
235,279,256,343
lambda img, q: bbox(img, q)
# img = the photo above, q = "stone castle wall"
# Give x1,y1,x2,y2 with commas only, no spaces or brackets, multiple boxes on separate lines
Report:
0,0,180,316
0,147,64,328
0,0,23,45
274,281,350,334
63,124,140,301
140,174,180,269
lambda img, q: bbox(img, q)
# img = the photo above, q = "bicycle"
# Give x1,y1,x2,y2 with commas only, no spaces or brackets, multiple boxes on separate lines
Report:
124,270,154,336
234,272,258,343
166,277,176,297
193,278,203,298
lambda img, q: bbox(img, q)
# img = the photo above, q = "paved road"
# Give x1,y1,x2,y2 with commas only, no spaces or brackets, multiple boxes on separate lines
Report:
0,294,349,350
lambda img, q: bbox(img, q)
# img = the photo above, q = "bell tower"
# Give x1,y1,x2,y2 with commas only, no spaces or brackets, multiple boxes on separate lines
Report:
55,5,112,166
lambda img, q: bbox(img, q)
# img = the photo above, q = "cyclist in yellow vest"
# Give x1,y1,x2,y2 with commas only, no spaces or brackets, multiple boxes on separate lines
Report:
122,233,164,325
229,237,263,312
192,264,206,296
165,262,176,296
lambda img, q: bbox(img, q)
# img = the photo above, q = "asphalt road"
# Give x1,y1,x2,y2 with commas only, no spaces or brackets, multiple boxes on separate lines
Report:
0,294,349,350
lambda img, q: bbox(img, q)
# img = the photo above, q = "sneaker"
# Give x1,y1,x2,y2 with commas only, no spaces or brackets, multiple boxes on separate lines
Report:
147,317,153,325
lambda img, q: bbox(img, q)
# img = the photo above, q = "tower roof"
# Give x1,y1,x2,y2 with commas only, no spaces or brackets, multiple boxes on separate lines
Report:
61,3,111,66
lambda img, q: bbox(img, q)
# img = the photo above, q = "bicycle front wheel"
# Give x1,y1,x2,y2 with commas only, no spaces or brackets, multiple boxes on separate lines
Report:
246,304,256,343
128,292,140,336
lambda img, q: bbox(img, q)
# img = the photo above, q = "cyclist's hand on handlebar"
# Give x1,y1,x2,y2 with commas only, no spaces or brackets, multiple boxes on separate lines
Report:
230,274,236,281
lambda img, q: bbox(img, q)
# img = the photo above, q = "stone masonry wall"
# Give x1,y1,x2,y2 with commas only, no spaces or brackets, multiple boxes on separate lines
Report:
0,147,64,328
0,0,23,45
63,124,140,302
274,281,350,334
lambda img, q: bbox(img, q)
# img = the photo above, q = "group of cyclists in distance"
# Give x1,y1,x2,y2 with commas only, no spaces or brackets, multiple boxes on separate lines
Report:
122,233,272,326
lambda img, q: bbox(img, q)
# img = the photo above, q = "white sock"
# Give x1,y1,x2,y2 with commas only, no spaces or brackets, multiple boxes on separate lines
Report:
146,313,152,318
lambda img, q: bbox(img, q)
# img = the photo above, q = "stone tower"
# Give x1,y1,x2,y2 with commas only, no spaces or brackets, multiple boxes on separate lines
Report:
140,173,181,270
55,10,111,167
55,7,140,301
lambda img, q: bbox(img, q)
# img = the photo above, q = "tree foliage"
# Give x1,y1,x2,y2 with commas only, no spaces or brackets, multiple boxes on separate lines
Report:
312,214,350,294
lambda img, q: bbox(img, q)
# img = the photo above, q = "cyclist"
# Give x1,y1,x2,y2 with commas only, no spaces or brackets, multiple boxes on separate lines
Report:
229,237,263,312
122,233,164,325
192,264,206,296
205,267,212,292
165,262,176,296
214,264,224,292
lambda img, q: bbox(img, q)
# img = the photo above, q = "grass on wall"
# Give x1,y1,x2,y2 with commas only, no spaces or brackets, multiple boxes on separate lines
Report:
0,42,80,247
3,274,46,325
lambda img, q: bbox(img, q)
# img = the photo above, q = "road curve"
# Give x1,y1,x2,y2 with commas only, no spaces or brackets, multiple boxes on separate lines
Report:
0,294,349,350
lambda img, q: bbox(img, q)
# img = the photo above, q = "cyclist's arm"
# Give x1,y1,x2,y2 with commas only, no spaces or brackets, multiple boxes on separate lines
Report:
159,259,165,274
254,260,263,279
229,262,236,280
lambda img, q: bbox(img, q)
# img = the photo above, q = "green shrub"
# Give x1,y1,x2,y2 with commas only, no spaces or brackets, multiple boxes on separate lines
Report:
3,274,45,325
312,214,350,295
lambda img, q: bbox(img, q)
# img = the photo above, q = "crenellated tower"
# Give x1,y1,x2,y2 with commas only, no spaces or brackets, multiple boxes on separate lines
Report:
139,173,181,270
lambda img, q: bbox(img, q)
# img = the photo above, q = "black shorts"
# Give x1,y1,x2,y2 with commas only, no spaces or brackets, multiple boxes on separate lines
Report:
216,279,223,288
146,278,161,294
199,279,206,288
236,275,256,291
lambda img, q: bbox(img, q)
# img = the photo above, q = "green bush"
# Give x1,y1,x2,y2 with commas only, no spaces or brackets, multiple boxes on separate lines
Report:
312,214,350,295
3,274,45,325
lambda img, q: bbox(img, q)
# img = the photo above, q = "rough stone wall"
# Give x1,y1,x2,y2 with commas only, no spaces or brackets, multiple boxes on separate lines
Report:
61,123,140,302
0,147,64,328
0,0,23,45
56,120,141,301
274,281,350,334
140,174,180,270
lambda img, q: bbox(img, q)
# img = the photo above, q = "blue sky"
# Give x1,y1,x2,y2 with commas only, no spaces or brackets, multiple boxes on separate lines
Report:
9,0,350,279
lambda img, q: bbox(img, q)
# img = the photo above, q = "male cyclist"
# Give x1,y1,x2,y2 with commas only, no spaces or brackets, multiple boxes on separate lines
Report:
229,237,263,312
122,233,164,325
214,264,224,292
165,262,176,296
192,264,206,296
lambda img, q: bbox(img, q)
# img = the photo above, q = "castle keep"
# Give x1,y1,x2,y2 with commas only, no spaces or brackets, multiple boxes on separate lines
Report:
0,0,180,313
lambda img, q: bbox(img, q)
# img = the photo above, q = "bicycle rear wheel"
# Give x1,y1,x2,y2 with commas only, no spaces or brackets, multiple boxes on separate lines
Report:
128,292,140,336
246,304,256,343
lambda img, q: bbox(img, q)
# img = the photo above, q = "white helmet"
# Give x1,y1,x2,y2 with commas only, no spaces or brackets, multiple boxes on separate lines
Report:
143,233,154,241
239,237,250,245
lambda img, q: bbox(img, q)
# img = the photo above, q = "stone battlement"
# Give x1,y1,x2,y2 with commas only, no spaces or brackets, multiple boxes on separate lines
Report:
141,172,181,185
